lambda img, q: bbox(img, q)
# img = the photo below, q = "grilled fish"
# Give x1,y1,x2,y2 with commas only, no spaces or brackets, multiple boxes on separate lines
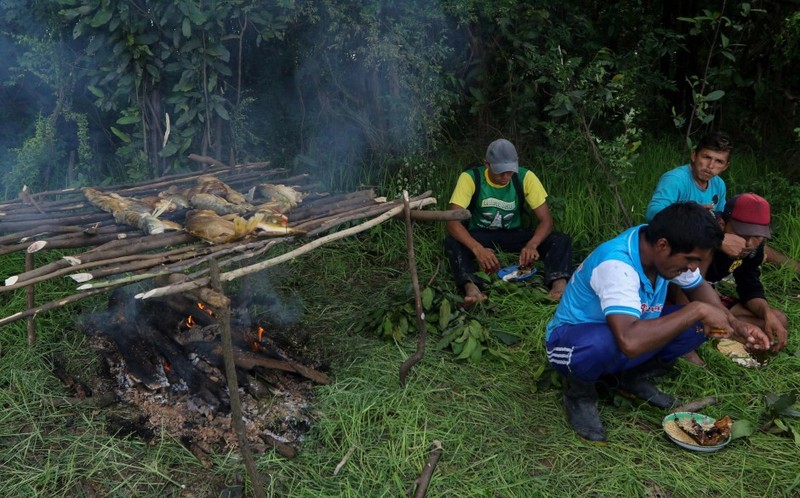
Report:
190,193,252,215
248,183,306,213
185,210,268,244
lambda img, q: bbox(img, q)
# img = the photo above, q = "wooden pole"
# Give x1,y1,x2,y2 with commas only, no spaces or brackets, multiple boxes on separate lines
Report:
25,252,36,346
207,259,266,498
399,191,427,386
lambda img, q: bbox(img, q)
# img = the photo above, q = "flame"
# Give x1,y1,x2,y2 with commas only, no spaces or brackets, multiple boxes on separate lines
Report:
257,326,265,342
197,302,213,316
251,341,259,352
185,315,196,328
163,360,172,372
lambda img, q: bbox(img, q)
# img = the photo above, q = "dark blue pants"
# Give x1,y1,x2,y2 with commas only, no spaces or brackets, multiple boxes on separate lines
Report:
444,229,572,289
545,305,707,381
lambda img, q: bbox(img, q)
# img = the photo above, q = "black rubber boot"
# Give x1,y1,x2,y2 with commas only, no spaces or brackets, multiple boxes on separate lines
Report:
563,375,606,443
615,358,680,409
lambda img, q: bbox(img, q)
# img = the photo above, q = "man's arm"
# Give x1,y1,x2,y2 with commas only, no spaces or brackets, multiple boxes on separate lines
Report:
606,281,770,358
764,245,800,271
445,204,501,274
519,202,554,267
606,299,729,358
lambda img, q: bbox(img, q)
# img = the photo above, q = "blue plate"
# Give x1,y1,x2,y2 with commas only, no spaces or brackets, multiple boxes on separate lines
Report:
497,265,537,282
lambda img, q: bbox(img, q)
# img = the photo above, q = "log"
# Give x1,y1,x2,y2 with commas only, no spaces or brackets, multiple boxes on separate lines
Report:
0,211,112,234
395,208,470,222
4,232,194,287
300,192,434,236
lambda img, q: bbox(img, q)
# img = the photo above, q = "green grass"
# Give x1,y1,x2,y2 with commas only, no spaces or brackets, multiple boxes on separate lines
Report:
1,138,800,496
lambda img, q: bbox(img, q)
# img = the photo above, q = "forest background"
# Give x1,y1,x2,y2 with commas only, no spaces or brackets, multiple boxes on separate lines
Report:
2,0,800,195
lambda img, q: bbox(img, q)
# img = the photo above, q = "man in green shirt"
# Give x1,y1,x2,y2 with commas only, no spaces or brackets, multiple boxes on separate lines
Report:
444,139,572,306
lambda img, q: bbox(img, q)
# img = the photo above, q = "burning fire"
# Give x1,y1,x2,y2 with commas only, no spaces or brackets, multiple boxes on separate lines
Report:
184,315,196,329
197,302,213,316
251,326,267,352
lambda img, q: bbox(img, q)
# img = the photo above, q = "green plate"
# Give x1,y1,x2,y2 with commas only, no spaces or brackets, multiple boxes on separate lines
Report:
662,412,731,453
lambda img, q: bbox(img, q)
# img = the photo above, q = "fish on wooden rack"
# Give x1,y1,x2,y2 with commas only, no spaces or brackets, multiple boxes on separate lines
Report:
83,187,181,235
190,193,252,215
247,184,306,214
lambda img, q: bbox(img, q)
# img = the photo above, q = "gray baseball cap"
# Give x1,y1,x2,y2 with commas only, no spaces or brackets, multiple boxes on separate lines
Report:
485,139,519,174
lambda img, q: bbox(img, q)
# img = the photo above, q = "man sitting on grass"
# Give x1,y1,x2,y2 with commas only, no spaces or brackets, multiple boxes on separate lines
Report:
646,130,800,275
671,193,789,355
545,202,771,443
444,138,572,306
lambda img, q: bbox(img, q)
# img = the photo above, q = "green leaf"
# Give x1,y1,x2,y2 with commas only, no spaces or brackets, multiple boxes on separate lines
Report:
421,287,434,310
213,101,230,121
766,393,796,415
89,9,113,28
438,300,451,330
730,419,755,439
491,329,520,345
158,140,180,158
455,336,477,360
704,90,725,102
469,344,483,362
720,33,729,48
182,18,191,38
110,127,131,143
116,114,140,125
87,86,105,98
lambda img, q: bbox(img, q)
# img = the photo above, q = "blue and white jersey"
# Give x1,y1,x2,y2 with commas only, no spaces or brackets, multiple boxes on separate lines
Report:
545,225,703,340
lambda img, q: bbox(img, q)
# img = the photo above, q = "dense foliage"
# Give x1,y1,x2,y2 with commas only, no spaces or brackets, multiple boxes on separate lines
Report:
1,0,799,195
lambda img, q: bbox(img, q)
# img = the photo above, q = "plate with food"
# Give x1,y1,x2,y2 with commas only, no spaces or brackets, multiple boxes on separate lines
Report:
716,338,771,368
498,265,537,282
662,412,733,452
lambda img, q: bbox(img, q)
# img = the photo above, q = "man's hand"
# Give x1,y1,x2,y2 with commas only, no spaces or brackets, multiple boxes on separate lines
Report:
473,246,500,274
720,232,746,258
519,243,540,267
762,309,788,352
727,319,772,351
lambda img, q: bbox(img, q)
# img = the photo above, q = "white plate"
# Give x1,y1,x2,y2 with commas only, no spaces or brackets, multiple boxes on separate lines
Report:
662,412,731,452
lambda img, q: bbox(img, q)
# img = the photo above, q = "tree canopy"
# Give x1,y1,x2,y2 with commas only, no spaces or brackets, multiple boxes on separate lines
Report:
1,0,798,195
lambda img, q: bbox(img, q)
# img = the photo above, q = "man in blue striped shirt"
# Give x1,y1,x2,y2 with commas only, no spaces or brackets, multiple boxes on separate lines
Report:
545,202,771,443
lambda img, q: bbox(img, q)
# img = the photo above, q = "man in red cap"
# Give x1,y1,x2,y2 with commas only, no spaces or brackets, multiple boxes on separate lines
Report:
676,193,789,352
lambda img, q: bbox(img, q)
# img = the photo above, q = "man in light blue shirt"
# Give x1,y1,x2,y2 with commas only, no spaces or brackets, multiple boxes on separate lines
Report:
546,202,771,443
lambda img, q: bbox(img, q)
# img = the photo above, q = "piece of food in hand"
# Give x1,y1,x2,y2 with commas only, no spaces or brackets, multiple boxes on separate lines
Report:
676,415,733,446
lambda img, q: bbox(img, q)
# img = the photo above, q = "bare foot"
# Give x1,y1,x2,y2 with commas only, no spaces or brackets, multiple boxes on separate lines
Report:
681,349,705,367
462,282,487,309
548,278,567,301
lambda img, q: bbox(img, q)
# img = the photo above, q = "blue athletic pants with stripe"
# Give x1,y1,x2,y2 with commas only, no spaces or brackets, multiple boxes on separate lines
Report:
545,305,707,382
